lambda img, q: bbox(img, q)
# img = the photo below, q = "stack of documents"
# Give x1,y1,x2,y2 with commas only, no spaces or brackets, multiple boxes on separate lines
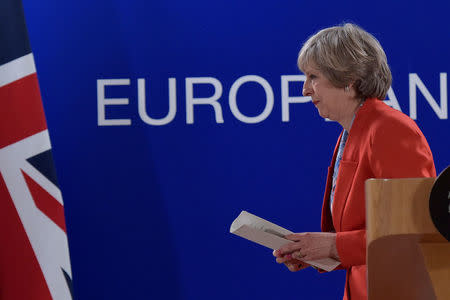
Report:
230,211,340,272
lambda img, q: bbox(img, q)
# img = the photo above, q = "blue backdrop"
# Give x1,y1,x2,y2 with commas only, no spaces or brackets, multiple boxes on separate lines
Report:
21,0,449,299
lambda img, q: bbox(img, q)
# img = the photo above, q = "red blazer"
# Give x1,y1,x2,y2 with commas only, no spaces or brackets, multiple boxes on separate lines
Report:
321,98,436,300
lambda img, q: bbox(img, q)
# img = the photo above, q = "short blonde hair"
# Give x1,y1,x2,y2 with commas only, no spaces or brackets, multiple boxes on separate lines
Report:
298,23,392,100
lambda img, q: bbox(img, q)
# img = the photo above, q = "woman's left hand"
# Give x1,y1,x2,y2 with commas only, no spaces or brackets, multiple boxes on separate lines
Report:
273,232,339,262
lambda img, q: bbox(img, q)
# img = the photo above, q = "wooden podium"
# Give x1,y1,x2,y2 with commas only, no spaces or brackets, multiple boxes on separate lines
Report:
365,178,450,300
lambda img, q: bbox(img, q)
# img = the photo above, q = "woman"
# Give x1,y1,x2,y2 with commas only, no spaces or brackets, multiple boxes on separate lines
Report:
273,23,436,300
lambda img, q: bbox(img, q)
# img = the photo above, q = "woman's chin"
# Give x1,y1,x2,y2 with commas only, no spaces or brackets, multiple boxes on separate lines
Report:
317,110,328,119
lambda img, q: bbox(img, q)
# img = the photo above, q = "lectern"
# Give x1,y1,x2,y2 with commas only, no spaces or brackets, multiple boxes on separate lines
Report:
365,178,450,300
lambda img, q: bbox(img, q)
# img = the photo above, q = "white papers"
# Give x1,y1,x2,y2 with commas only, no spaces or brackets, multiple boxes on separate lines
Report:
230,211,340,272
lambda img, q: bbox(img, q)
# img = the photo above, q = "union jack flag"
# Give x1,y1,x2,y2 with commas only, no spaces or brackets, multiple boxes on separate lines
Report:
0,0,73,299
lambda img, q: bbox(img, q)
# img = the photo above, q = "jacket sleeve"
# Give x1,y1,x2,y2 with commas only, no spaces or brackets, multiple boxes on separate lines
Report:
316,229,364,271
335,116,435,269
336,229,366,267
368,117,436,179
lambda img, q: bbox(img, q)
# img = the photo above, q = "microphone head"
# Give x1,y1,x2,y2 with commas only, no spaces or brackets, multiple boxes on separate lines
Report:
429,165,450,242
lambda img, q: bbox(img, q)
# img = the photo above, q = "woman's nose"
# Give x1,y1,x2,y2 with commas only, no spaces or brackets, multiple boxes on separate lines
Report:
302,80,312,96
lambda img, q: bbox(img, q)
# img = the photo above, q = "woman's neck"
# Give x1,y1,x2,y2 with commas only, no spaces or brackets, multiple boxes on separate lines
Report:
339,99,364,131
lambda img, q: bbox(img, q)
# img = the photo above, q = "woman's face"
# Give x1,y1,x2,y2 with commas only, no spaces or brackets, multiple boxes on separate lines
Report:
302,63,357,124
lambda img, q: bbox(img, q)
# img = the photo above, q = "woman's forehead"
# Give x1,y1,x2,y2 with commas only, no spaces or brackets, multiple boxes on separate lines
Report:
301,61,320,74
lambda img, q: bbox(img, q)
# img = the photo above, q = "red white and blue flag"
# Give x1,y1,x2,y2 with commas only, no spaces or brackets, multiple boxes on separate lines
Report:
0,0,73,299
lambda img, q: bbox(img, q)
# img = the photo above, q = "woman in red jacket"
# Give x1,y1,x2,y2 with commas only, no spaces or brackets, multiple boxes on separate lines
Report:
273,23,436,300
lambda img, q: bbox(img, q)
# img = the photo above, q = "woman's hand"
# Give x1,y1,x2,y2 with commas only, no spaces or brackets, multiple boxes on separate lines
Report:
272,250,311,272
274,232,339,262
